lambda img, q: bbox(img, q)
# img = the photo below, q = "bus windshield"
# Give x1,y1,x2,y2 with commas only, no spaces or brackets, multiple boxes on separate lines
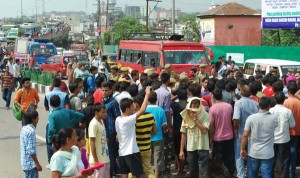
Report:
31,45,55,56
281,65,300,75
164,50,207,65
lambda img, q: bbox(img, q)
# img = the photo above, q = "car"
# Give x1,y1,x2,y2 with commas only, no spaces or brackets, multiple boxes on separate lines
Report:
40,55,76,78
0,32,6,42
56,47,65,55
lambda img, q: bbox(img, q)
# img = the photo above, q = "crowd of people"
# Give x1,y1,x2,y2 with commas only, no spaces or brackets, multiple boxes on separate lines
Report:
12,56,300,178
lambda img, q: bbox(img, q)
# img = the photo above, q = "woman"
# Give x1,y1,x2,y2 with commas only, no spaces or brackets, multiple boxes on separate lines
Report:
50,128,94,178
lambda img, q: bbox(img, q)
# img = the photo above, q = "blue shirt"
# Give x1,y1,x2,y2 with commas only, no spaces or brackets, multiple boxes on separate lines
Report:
44,87,69,113
146,105,167,141
155,85,171,112
87,75,96,93
233,97,259,138
103,96,121,136
47,107,85,141
20,124,37,171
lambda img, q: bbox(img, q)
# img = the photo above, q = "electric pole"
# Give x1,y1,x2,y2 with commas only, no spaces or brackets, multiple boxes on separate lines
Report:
172,0,175,34
146,0,149,31
21,0,23,22
97,0,102,48
106,0,109,30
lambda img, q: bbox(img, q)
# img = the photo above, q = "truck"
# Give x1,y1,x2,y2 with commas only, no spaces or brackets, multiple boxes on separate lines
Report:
7,28,19,43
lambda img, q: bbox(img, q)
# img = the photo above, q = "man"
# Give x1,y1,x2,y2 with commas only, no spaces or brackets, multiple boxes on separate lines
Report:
133,95,156,178
115,78,132,105
233,85,259,178
109,65,120,82
14,78,40,125
164,64,179,81
101,81,121,176
89,104,110,178
270,92,295,178
131,70,139,84
155,72,173,176
240,97,278,178
209,68,222,80
209,88,235,177
283,81,300,178
47,95,84,161
69,83,82,112
13,59,22,88
115,86,151,178
67,57,77,85
87,66,98,94
120,67,131,81
2,65,14,109
6,57,14,75
20,111,42,178
91,56,99,68
262,75,277,97
201,77,209,96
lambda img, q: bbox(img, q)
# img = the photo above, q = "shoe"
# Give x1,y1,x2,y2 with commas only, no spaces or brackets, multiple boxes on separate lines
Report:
5,107,9,110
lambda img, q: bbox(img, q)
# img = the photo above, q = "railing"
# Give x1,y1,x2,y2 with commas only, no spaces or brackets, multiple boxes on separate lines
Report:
21,67,55,86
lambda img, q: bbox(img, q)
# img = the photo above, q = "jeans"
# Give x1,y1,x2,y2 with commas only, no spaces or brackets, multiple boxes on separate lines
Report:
289,136,299,178
248,156,273,178
24,167,39,178
272,142,290,178
187,150,209,178
2,88,12,107
14,77,22,88
163,133,174,175
46,124,53,163
107,134,119,176
234,137,245,178
213,138,235,177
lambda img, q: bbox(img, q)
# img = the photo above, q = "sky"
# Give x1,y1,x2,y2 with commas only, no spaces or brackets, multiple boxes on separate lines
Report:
0,0,261,18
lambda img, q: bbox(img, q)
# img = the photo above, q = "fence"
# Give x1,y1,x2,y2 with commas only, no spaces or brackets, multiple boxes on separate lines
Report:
21,68,55,86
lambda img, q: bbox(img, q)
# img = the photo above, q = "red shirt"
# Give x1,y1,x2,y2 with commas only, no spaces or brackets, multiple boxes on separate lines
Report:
93,89,104,104
202,93,213,107
250,95,260,103
263,86,275,97
49,82,69,93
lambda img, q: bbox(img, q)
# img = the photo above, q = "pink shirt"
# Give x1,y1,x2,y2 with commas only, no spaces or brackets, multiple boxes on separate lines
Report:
209,102,234,141
93,89,104,104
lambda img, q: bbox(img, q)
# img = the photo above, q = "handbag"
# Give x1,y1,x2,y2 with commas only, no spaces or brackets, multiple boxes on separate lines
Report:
13,89,24,121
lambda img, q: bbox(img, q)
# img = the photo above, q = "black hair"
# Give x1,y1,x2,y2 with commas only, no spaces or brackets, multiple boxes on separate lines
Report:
120,98,134,113
101,81,112,89
95,74,106,88
240,85,251,97
128,84,139,97
74,77,83,83
85,95,94,106
287,81,298,95
50,95,61,107
188,83,201,97
248,76,255,83
215,80,225,90
75,129,85,141
140,72,148,78
140,75,148,83
69,83,79,93
202,77,209,83
190,98,201,106
206,163,231,178
131,70,139,77
207,79,216,92
238,79,247,86
212,88,223,100
119,81,130,92
93,104,106,112
52,78,61,87
148,92,157,104
274,92,285,104
259,97,271,109
133,95,144,107
262,75,269,85
190,68,197,73
52,128,74,150
143,78,153,88
255,74,263,80
21,77,31,84
235,71,243,79
225,81,237,92
151,81,161,91
23,110,39,125
249,81,262,95
16,59,20,63
89,66,98,73
160,73,170,84
177,89,188,100
150,73,159,80
268,75,278,85
272,81,283,93
114,81,120,92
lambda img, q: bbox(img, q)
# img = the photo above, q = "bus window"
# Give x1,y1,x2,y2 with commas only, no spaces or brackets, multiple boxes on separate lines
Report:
257,65,267,75
164,50,207,64
126,50,134,63
143,52,159,67
120,50,126,61
244,63,255,75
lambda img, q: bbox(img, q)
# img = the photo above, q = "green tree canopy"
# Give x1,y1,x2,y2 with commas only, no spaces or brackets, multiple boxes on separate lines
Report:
179,14,201,42
262,29,300,46
112,16,147,44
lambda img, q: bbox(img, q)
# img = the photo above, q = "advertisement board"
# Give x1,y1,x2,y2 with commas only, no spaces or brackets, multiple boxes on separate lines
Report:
199,18,215,45
262,0,300,29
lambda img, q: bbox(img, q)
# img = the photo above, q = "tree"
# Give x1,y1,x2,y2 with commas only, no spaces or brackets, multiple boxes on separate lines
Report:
262,29,300,46
112,16,147,44
180,14,201,42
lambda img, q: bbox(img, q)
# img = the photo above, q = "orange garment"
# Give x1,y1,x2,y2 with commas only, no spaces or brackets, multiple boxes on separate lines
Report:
14,88,40,112
284,97,300,136
93,89,104,104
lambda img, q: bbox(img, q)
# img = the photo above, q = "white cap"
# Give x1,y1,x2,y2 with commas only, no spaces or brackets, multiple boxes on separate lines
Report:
99,65,105,70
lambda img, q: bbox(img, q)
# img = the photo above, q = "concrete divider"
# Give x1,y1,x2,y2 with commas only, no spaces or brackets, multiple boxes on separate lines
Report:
32,82,50,94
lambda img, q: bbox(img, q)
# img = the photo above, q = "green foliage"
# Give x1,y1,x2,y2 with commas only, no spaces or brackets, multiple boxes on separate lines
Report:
179,14,200,42
262,29,300,46
103,31,111,45
112,16,147,44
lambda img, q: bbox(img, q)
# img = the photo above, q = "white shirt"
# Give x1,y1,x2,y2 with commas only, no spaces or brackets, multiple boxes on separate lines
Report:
13,64,21,78
115,91,132,105
269,104,295,143
7,62,15,75
115,114,139,156
91,59,99,68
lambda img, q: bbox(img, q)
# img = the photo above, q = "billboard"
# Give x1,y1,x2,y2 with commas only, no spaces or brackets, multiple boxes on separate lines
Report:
199,18,215,45
262,0,300,29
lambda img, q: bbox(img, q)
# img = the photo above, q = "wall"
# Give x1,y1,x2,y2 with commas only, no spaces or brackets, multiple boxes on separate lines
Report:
214,16,261,46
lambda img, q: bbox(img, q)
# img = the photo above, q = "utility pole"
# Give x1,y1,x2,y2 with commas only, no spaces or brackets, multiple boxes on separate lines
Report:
97,0,102,48
106,0,109,29
21,0,23,22
146,0,149,32
172,0,175,34
35,0,38,21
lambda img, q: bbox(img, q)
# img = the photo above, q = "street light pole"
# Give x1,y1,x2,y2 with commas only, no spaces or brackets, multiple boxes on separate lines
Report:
172,0,175,34
21,0,23,22
146,0,149,32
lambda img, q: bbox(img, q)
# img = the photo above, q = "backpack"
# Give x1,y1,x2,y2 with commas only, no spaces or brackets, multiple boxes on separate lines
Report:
83,76,91,92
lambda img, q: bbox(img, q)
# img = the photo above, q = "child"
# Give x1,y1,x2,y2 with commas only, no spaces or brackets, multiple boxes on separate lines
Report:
20,111,42,178
76,129,89,169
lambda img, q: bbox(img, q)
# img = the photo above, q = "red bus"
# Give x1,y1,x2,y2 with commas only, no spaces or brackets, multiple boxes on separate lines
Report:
117,34,213,74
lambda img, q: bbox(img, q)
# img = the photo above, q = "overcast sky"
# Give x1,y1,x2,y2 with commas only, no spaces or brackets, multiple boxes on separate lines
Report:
1,0,261,18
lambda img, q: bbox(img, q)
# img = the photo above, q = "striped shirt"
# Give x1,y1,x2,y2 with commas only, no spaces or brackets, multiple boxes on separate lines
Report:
20,124,37,171
136,112,155,152
2,73,14,88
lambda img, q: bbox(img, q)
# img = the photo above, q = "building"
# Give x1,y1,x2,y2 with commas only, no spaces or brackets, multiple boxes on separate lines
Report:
197,2,261,46
125,6,141,18
157,8,181,20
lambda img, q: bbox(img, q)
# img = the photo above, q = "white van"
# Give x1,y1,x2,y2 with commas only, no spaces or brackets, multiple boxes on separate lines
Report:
243,59,300,78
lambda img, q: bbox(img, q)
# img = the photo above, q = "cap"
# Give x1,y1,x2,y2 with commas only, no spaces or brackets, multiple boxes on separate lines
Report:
179,75,188,82
199,64,207,68
118,77,131,83
144,68,155,76
99,65,105,70
120,67,129,72
164,64,171,69
111,65,118,70
170,78,176,84
286,76,297,84
270,69,278,73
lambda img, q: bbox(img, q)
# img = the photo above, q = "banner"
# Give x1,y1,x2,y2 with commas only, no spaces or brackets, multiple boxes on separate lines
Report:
199,18,215,45
262,0,300,29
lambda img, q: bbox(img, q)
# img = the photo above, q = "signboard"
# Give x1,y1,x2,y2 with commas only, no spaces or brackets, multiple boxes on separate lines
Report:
226,53,244,64
262,0,300,29
199,18,215,45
